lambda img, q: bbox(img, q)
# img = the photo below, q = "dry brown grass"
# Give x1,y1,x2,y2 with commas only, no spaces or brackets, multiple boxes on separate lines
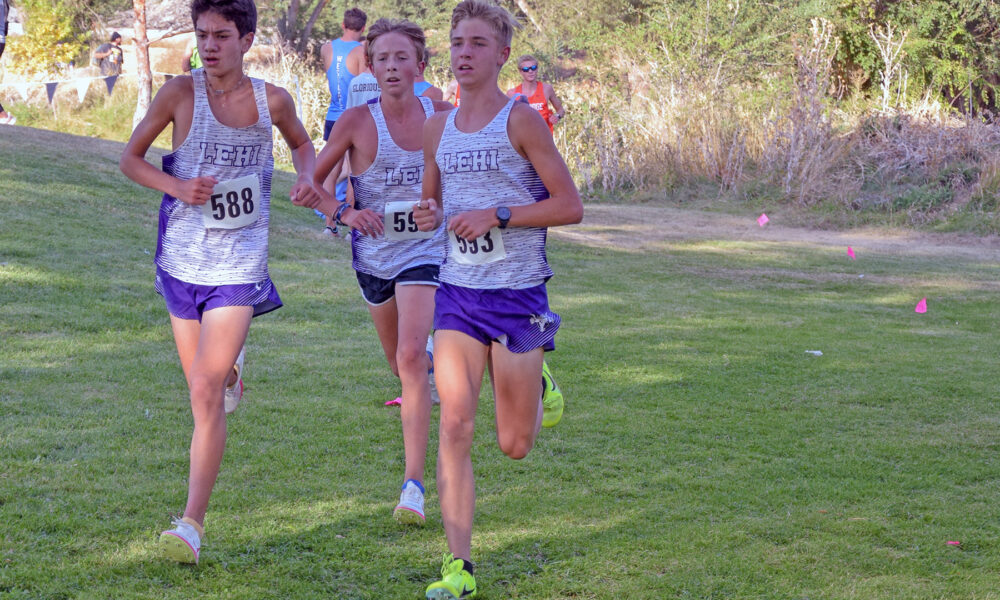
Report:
549,20,1000,231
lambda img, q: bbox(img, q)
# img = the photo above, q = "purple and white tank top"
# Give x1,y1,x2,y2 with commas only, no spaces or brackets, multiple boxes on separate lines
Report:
155,68,274,285
436,100,552,289
350,96,445,279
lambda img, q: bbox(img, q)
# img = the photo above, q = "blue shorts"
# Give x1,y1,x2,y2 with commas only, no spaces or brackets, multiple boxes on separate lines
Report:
155,267,282,321
434,282,559,353
357,264,440,306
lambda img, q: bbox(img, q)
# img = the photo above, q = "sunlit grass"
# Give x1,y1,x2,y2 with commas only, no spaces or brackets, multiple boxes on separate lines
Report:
3,127,1000,598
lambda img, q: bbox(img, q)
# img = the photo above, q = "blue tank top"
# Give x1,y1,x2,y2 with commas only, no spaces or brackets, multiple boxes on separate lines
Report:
413,81,432,96
325,38,361,121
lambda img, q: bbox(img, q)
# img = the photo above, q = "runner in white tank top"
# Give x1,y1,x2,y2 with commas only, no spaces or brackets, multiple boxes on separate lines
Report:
295,18,455,528
156,68,274,286
411,3,583,597
120,0,322,566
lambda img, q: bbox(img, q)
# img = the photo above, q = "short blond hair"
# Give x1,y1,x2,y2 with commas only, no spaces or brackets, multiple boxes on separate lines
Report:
517,54,537,66
451,0,520,47
366,18,426,68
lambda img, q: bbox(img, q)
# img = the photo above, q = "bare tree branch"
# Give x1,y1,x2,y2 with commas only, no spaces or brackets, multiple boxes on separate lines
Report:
510,0,542,33
298,0,330,54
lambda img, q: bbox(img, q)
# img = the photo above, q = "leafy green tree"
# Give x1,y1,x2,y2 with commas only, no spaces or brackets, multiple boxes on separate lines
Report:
4,0,87,75
835,0,1000,112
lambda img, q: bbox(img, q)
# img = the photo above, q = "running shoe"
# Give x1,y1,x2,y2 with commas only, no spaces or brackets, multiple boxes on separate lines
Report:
541,360,564,428
426,553,477,599
224,347,245,414
0,115,16,125
393,480,426,525
159,517,203,564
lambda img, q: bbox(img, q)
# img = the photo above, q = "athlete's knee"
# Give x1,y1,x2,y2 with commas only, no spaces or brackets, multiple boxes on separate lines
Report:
439,412,475,448
498,431,535,460
395,342,427,375
188,372,224,412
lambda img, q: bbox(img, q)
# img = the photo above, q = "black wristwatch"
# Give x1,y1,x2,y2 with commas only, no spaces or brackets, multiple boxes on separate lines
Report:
496,206,511,229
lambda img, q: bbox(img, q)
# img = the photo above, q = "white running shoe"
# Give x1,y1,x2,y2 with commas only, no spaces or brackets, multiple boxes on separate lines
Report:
224,347,245,414
393,480,426,526
0,115,15,125
159,517,203,564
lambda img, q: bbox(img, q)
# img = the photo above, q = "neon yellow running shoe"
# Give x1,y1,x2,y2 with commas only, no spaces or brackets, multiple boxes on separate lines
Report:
541,360,564,428
425,553,477,599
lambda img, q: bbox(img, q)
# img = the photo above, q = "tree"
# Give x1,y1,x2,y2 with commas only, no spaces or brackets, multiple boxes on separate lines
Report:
274,0,332,54
130,0,190,127
132,0,151,129
836,0,1000,113
4,0,86,75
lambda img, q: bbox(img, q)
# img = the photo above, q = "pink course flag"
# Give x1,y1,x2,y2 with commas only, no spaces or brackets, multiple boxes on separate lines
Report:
757,213,769,227
915,298,927,313
847,246,856,260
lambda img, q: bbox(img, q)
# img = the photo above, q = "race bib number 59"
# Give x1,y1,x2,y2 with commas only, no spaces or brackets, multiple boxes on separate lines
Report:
449,227,506,266
384,201,433,241
201,174,261,230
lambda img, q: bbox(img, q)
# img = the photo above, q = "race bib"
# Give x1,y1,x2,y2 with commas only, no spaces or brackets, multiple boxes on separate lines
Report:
384,201,433,241
201,174,261,230
449,228,506,265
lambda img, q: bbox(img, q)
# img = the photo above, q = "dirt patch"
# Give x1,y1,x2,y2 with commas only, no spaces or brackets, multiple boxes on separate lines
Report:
554,204,1000,263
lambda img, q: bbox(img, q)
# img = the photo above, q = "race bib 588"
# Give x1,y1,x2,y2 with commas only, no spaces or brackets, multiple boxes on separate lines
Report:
201,174,261,230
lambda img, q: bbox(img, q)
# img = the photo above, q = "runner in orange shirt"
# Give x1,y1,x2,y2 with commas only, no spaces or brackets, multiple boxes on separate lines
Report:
506,54,564,133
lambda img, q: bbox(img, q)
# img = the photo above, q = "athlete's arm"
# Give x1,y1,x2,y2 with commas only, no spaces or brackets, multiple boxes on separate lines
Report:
119,77,217,205
314,107,384,236
443,80,458,104
507,103,582,226
267,83,322,210
413,111,448,232
546,83,566,124
346,44,366,77
312,108,357,196
320,41,333,72
444,104,581,241
421,85,444,102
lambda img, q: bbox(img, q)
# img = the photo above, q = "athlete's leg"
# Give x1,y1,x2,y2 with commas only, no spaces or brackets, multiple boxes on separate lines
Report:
393,284,436,484
435,329,489,561
170,305,253,527
367,297,400,377
487,344,545,460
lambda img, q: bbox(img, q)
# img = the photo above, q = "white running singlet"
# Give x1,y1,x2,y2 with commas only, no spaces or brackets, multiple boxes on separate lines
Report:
436,100,552,289
350,96,445,279
155,69,274,285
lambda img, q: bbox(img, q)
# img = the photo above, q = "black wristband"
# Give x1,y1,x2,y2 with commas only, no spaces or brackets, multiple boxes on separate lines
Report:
333,202,350,226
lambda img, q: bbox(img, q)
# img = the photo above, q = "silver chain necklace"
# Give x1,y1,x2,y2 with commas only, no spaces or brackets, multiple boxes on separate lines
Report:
207,74,247,96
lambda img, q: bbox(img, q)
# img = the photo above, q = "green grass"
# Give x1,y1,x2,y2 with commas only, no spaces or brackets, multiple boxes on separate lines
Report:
3,127,1000,599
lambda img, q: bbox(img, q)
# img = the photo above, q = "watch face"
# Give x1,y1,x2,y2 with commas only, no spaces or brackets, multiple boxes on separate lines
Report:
497,207,511,221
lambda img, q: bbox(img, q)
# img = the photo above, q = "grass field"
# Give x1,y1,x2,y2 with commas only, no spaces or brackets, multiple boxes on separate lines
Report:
2,126,1000,599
